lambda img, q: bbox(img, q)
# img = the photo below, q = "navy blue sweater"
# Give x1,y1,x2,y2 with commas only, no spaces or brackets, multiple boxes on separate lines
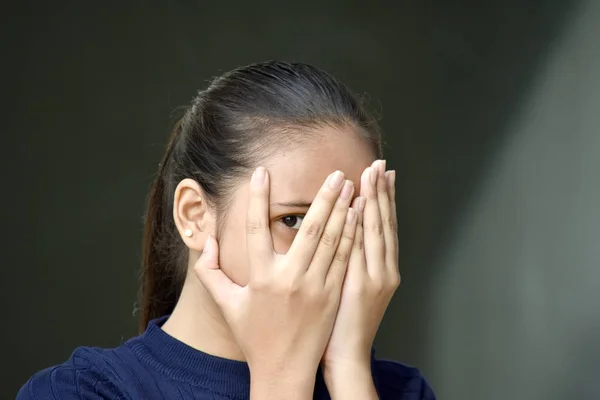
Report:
17,317,435,399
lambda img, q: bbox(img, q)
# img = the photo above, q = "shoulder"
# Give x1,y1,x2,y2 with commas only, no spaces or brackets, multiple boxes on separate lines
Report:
371,357,436,400
17,346,131,400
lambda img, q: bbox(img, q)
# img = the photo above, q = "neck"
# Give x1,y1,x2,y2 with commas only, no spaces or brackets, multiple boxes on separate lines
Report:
161,268,245,362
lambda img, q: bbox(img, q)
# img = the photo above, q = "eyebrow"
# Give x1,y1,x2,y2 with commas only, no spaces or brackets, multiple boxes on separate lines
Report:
271,201,312,208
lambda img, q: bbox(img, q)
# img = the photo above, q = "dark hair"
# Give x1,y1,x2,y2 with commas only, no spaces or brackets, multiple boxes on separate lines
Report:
139,61,383,332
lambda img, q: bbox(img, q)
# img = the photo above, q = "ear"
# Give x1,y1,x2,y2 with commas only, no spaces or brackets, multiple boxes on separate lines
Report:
173,178,214,252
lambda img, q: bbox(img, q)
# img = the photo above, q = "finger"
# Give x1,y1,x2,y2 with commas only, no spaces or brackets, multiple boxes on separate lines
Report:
246,167,274,278
194,234,241,309
351,196,365,225
325,207,358,289
385,170,397,226
385,170,399,263
362,164,385,278
286,170,346,269
309,179,355,281
347,197,367,276
375,161,395,275
375,160,392,237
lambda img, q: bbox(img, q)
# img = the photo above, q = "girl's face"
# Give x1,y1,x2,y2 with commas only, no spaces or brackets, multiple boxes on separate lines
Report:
217,126,376,286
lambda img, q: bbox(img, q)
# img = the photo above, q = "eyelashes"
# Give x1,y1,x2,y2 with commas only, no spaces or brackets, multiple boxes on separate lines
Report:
279,215,305,230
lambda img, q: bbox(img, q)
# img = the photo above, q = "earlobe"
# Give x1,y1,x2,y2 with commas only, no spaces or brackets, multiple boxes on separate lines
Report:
173,178,212,251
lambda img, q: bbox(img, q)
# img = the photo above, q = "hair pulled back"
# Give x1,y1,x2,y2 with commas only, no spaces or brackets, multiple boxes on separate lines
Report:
139,61,383,332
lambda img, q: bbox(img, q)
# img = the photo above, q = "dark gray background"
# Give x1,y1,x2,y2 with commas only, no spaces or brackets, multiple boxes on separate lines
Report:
2,1,599,399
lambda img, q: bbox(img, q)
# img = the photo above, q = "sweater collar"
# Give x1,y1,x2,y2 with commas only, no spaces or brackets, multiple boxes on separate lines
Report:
130,316,331,399
129,315,253,399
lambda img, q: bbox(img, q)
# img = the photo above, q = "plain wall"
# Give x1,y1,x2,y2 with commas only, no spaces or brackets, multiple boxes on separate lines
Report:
1,1,597,398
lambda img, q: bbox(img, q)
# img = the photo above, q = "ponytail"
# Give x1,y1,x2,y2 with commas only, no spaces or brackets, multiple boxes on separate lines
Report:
138,118,186,332
137,61,385,332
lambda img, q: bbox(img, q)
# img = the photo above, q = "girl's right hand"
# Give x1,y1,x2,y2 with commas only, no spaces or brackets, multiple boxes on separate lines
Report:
194,167,358,399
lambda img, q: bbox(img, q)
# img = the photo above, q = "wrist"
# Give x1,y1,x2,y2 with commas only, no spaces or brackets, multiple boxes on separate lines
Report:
322,358,372,382
322,360,377,400
250,364,317,400
322,350,372,376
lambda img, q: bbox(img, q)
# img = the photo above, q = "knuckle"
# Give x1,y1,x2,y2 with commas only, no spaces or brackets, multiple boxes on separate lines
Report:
304,284,322,301
320,231,340,248
298,280,324,303
372,281,384,294
334,249,350,264
367,221,384,237
245,217,264,235
354,236,364,250
287,283,303,296
383,216,398,233
376,223,384,237
281,277,303,296
303,221,323,238
342,227,355,241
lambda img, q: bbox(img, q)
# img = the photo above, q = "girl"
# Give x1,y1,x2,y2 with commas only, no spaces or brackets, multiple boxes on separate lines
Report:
18,61,435,399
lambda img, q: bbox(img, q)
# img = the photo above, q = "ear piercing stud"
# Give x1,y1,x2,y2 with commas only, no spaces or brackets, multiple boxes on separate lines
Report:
184,229,193,237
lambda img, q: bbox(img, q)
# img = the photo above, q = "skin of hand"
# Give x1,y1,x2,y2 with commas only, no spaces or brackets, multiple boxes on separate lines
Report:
194,167,359,400
321,159,400,399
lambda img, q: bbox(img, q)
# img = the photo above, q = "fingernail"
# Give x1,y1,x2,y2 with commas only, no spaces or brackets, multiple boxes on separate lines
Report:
339,180,354,199
356,197,366,213
369,167,377,185
387,170,396,188
346,209,357,224
204,234,213,255
328,170,344,189
252,167,266,187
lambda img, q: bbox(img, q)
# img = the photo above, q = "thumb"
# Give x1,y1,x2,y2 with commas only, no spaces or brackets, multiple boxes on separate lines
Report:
194,234,241,308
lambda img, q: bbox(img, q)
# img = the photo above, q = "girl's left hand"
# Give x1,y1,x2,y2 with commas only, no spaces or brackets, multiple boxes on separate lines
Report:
322,159,400,372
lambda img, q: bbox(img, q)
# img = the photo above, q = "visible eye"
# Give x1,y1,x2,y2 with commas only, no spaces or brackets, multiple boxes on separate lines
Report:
281,215,304,230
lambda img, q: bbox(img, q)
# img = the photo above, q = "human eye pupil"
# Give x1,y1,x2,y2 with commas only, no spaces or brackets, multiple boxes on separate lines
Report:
282,216,298,228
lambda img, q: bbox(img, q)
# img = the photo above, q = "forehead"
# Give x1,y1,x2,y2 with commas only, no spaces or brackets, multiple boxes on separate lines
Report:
265,126,376,202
